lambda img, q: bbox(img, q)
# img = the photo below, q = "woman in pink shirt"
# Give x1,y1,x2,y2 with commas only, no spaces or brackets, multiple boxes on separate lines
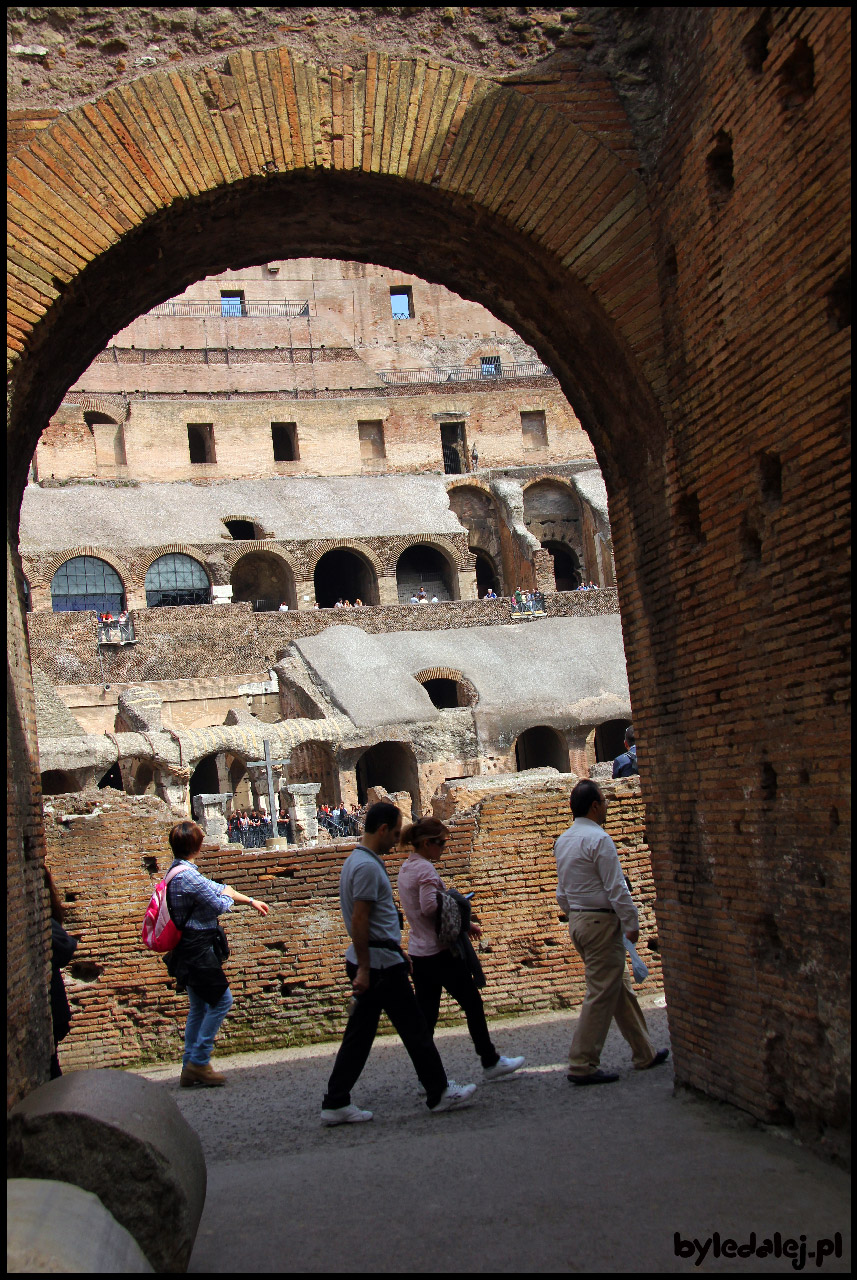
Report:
397,817,525,1083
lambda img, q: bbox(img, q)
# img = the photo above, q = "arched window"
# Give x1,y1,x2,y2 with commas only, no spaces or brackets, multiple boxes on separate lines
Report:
395,545,456,602
314,548,379,608
51,556,125,614
145,554,211,607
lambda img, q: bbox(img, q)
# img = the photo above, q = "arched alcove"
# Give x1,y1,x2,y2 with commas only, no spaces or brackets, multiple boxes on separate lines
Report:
40,770,77,796
355,742,420,815
314,548,379,608
189,755,220,805
396,544,456,602
472,548,501,597
595,719,629,764
541,541,581,592
290,740,341,809
231,551,297,612
514,726,570,773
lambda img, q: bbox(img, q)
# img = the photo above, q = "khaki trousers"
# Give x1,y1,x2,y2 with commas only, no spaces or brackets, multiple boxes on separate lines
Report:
567,912,655,1075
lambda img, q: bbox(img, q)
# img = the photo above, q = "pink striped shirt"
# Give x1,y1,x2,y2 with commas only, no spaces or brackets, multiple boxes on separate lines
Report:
397,853,446,957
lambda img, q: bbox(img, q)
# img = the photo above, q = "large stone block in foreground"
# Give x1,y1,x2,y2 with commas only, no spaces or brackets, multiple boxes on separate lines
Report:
7,1069,206,1272
7,1178,153,1272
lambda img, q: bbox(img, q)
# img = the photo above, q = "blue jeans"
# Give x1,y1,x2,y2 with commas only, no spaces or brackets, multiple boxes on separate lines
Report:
183,986,233,1066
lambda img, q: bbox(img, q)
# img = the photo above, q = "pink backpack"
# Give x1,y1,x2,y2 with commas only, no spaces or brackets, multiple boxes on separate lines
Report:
141,865,187,953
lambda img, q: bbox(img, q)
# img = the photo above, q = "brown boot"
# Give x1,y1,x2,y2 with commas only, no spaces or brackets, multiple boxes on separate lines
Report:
180,1061,226,1087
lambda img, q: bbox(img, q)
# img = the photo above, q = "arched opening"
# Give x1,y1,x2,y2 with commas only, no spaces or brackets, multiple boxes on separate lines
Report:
145,554,211,608
223,519,257,540
524,481,585,580
97,763,123,791
314,548,379,608
228,756,252,811
595,719,629,764
541,541,581,591
231,551,297,612
130,762,157,796
356,742,420,815
514,725,570,773
472,549,501,598
290,741,341,809
50,556,125,614
189,755,220,805
41,770,77,796
421,678,459,709
396,545,456,602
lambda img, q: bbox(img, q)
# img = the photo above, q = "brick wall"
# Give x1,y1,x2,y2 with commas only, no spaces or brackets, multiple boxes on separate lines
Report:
27,590,620,688
45,778,660,1070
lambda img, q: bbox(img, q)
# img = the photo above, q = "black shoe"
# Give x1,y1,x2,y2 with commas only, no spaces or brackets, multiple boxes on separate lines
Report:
639,1048,670,1070
567,1070,620,1085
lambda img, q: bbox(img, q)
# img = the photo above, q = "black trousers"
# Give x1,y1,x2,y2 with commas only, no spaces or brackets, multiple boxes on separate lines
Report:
323,961,448,1110
411,950,499,1068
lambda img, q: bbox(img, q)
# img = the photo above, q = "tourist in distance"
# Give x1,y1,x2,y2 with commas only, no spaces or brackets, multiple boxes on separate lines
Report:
334,598,344,608
353,597,363,607
431,595,439,603
417,587,428,602
278,601,289,611
483,587,497,600
554,780,668,1084
612,726,639,778
163,821,269,1087
320,801,477,1124
409,592,420,604
397,817,525,1084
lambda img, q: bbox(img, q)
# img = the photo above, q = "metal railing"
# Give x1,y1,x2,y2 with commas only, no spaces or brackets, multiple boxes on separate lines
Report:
97,618,136,645
378,359,552,385
145,300,310,318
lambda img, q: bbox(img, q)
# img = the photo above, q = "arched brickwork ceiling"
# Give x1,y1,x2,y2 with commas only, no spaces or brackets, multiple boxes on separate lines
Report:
7,51,667,515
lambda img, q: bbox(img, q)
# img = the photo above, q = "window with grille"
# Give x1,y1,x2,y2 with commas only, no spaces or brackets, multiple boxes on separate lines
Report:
481,356,501,378
51,556,125,614
145,554,211,608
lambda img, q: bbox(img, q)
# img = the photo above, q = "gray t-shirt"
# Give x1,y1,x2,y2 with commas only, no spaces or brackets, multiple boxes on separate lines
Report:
340,844,403,969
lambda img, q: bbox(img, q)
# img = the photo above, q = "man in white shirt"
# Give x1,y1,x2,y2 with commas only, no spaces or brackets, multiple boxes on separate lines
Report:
555,779,669,1084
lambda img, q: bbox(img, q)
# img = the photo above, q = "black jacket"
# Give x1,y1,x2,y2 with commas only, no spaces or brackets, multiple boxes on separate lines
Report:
164,926,230,1006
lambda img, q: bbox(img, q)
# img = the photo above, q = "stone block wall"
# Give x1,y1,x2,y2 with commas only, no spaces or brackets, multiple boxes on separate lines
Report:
27,590,620,689
44,779,660,1070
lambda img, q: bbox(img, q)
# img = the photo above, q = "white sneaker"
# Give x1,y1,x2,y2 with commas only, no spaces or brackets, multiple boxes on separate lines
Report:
429,1081,477,1113
320,1103,374,1126
483,1054,526,1081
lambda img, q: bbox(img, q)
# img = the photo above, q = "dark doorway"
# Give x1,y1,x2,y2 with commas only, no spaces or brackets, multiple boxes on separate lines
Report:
440,421,468,474
473,549,500,597
421,678,460,709
189,755,220,804
542,541,581,591
98,763,124,791
356,742,420,815
41,770,77,795
514,725,570,772
396,545,455,602
595,719,628,763
224,519,256,540
314,548,379,608
231,551,297,611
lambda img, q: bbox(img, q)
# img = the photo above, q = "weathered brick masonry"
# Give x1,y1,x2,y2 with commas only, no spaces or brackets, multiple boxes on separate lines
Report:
7,9,850,1154
45,779,660,1070
27,590,619,686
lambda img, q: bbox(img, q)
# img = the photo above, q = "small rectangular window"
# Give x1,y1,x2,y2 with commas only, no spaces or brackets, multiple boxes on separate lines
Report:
272,422,299,462
481,356,502,378
521,409,548,451
188,423,216,464
220,290,245,317
358,420,386,460
390,287,414,319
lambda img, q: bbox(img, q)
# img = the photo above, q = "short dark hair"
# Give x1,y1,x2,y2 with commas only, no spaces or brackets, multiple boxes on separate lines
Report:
570,780,603,818
169,820,205,858
624,725,635,746
364,801,403,834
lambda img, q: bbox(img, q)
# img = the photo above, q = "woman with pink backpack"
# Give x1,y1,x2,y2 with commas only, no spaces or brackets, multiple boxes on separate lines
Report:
161,821,269,1086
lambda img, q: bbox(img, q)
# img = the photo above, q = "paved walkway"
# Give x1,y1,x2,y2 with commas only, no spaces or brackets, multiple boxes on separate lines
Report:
133,1000,850,1274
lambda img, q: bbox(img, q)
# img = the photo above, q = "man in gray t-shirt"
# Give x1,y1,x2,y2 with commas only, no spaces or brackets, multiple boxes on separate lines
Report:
321,801,477,1125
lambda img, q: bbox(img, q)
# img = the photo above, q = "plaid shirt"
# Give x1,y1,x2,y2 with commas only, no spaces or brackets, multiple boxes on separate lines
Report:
166,859,233,931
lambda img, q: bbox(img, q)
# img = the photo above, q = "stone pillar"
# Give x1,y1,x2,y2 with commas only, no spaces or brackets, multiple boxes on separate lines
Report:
246,765,265,811
295,579,316,609
457,565,478,601
211,584,233,604
377,573,400,606
154,769,189,812
191,792,232,844
286,781,321,847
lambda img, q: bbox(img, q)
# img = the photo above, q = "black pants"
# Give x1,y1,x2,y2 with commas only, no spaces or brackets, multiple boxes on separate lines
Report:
411,950,499,1069
323,961,448,1110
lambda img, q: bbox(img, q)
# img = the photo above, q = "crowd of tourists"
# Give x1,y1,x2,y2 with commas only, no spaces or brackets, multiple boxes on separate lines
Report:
575,581,601,591
512,588,546,614
226,808,292,848
51,725,666,1126
318,803,364,838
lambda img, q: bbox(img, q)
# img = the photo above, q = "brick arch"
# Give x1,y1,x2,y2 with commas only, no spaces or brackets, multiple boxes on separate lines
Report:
306,540,383,576
385,535,468,573
221,542,300,577
413,667,478,707
42,546,130,587
138,546,212,578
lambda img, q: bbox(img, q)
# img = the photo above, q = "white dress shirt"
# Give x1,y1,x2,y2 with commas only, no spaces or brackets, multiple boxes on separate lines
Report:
554,817,639,936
